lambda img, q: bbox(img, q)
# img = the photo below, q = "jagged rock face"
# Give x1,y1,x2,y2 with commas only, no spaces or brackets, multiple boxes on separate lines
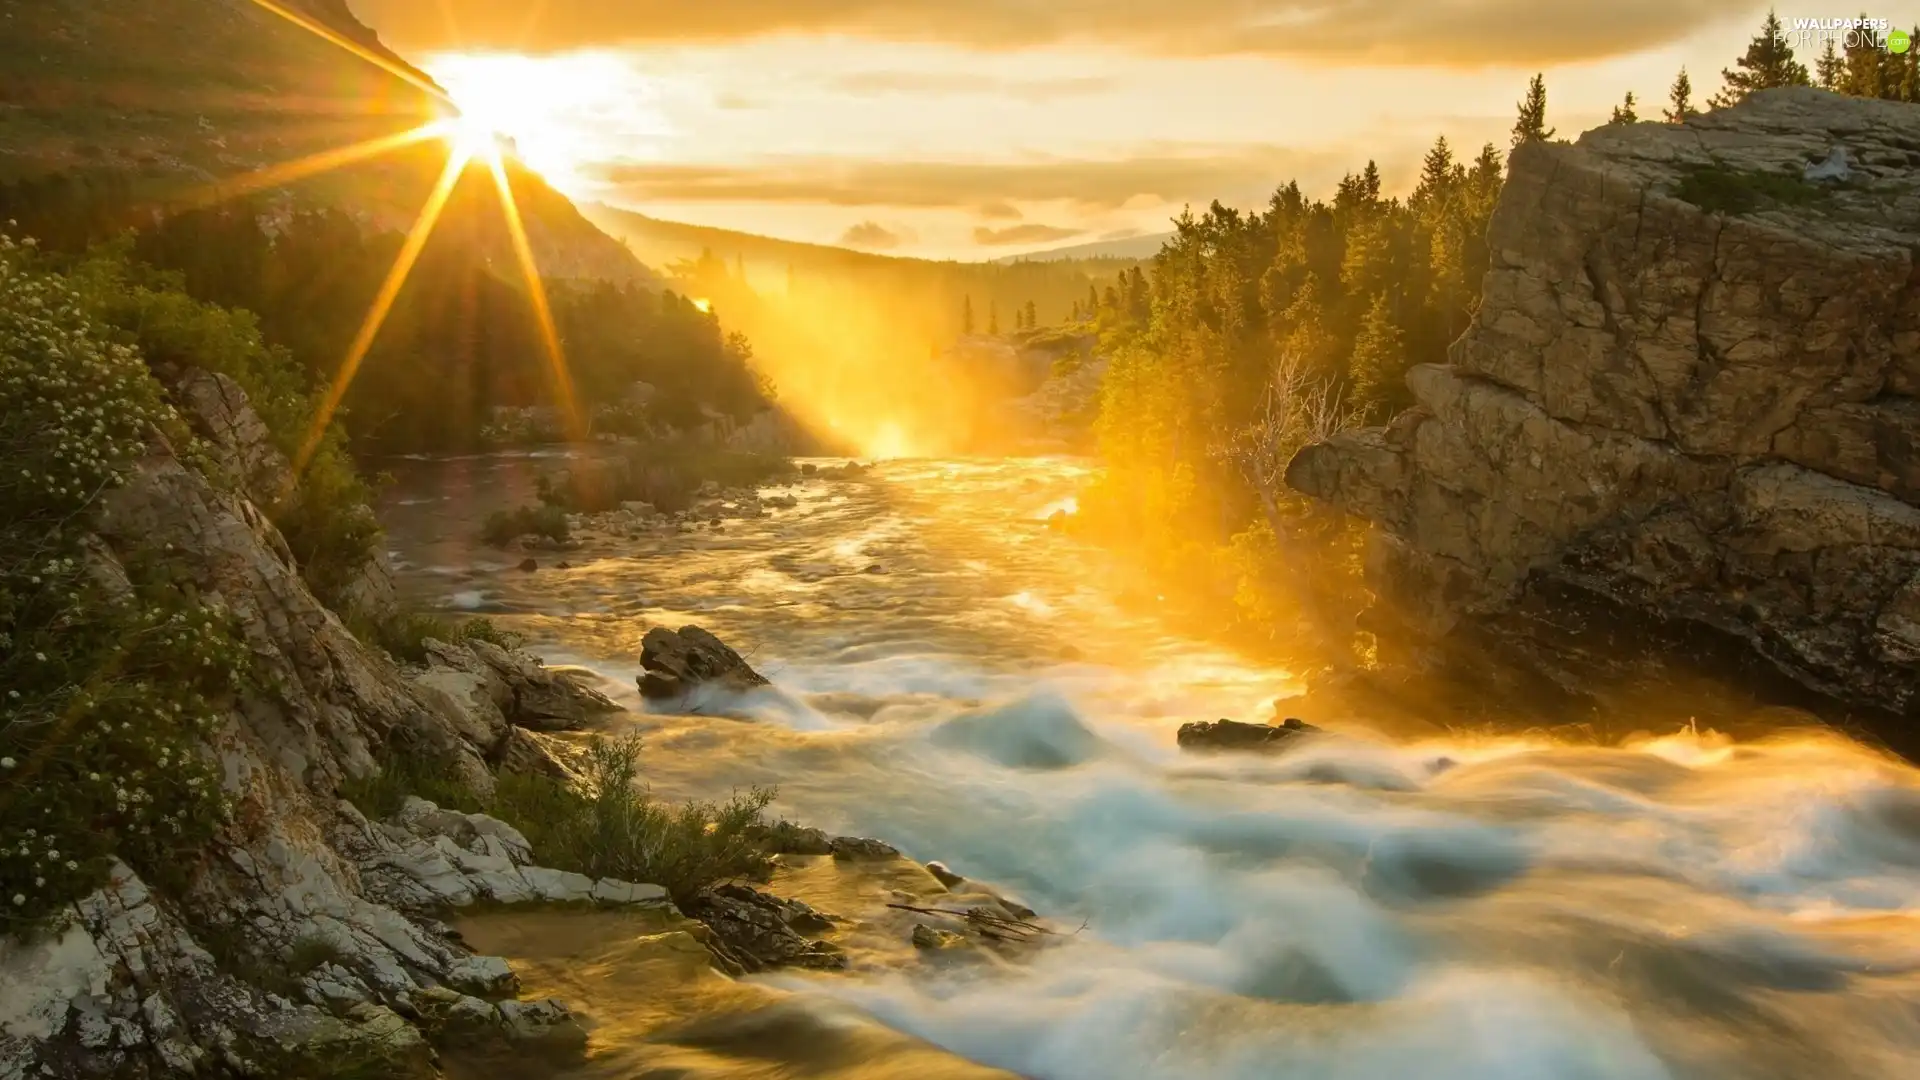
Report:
1288,88,1920,717
0,380,617,1077
638,625,771,701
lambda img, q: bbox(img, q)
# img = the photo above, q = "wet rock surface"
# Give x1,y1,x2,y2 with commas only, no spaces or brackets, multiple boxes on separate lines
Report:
638,624,772,701
1176,717,1323,752
680,884,847,975
1287,88,1920,720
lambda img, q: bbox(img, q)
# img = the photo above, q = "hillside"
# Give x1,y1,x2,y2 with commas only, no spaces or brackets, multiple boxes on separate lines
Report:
0,0,646,284
991,231,1176,264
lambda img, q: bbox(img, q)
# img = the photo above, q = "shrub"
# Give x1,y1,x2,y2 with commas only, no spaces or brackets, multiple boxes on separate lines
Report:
338,743,487,820
490,735,775,905
353,611,525,666
481,504,570,548
0,231,241,935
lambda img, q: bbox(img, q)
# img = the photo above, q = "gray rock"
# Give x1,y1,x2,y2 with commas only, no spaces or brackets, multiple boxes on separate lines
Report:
638,625,771,700
1176,717,1322,753
925,862,966,889
1286,88,1920,719
748,820,834,856
681,884,845,974
443,956,518,999
829,836,900,862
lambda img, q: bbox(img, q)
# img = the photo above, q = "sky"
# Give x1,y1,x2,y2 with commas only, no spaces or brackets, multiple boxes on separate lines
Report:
344,1,1827,260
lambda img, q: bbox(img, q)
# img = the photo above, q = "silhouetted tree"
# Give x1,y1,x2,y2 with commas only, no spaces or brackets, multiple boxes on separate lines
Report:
1816,39,1844,89
1023,299,1038,330
962,295,974,335
1512,73,1554,150
1609,91,1639,124
1665,68,1697,121
1711,8,1810,107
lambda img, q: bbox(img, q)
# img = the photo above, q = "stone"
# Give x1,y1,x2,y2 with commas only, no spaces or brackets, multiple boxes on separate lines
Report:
925,862,966,889
747,820,835,856
911,925,971,952
680,884,846,974
517,558,538,572
462,639,623,731
638,625,771,700
1286,87,1920,720
829,835,900,861
495,998,588,1054
444,956,518,998
1176,717,1322,752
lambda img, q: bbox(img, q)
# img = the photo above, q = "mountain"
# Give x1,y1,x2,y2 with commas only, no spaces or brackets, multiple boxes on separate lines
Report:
993,231,1176,264
0,0,645,285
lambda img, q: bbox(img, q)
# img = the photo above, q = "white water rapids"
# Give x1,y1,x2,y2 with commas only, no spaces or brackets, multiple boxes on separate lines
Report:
382,455,1920,1080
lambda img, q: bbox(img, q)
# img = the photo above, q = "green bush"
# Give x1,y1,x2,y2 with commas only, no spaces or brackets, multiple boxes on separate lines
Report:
339,743,488,820
353,612,524,666
491,735,775,905
0,232,241,934
67,241,381,604
481,504,570,548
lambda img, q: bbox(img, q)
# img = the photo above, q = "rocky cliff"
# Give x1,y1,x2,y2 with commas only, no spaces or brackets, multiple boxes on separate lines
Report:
1288,88,1920,719
0,367,657,1077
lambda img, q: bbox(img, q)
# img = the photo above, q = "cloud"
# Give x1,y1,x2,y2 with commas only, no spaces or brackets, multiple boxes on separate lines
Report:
1099,227,1143,240
973,224,1084,246
975,200,1023,220
839,220,911,249
350,0,1765,65
591,144,1354,212
830,71,1115,101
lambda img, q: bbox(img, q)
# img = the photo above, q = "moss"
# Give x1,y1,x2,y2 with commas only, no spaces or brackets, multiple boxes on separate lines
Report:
1672,162,1831,215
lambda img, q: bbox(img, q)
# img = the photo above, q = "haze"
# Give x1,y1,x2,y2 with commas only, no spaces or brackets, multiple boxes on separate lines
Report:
347,0,1782,259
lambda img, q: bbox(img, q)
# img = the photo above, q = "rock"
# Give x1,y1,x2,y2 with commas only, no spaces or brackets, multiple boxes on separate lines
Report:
460,639,623,731
748,820,835,856
911,925,971,952
801,463,818,474
517,558,538,572
829,835,900,861
495,998,588,1054
865,563,887,574
1286,88,1920,720
490,727,579,781
638,625,771,700
1176,717,1322,752
681,884,846,974
444,956,518,998
925,862,965,889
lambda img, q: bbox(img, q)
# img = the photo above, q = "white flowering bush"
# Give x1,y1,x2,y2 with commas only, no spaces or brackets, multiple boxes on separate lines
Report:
0,231,243,933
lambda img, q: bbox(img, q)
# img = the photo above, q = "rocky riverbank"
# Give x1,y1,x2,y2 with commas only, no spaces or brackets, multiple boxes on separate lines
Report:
1287,87,1920,728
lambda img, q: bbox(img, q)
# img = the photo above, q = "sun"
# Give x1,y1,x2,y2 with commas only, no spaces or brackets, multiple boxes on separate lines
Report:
445,108,507,164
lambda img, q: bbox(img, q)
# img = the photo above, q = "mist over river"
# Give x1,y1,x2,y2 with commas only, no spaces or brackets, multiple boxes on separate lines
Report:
380,453,1920,1080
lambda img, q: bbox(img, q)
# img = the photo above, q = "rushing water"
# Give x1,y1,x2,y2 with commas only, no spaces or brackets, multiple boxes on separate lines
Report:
383,454,1920,1080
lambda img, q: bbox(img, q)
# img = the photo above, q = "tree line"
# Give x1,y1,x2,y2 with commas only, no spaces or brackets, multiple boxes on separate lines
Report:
1074,7,1919,644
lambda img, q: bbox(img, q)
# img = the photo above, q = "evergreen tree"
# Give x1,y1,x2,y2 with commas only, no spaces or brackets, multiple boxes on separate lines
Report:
1816,39,1843,89
1711,8,1810,107
1024,299,1038,330
1361,161,1382,203
1087,284,1099,318
988,302,999,335
1070,301,1082,323
962,295,974,336
1664,67,1697,121
1609,91,1639,124
1411,136,1460,214
1511,73,1554,150
1348,291,1405,415
1467,143,1504,196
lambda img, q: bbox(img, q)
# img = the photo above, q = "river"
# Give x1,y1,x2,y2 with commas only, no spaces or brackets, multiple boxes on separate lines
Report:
380,453,1920,1080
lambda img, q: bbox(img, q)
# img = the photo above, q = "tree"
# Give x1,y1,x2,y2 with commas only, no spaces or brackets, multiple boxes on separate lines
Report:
988,301,999,335
1024,299,1038,331
1609,91,1639,124
1411,135,1460,214
1087,284,1099,318
1711,8,1810,107
1467,143,1503,196
1511,73,1554,150
961,295,974,336
1816,39,1843,89
1665,67,1697,121
1348,291,1405,415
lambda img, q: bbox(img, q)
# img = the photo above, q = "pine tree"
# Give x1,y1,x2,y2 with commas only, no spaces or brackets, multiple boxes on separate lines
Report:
1711,8,1810,107
1609,91,1639,124
1511,73,1554,150
1361,160,1382,203
988,302,999,335
1348,291,1405,415
1816,39,1843,89
1411,136,1457,213
1843,17,1884,96
1087,284,1099,318
961,295,974,336
1664,67,1697,121
1023,299,1038,330
1468,143,1504,196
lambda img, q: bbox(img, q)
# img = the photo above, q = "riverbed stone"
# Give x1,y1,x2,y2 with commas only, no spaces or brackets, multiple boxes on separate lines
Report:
1176,717,1323,753
638,624,771,700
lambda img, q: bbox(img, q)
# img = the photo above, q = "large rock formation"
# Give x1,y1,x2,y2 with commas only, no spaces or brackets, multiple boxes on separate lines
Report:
1288,88,1920,718
0,378,635,1077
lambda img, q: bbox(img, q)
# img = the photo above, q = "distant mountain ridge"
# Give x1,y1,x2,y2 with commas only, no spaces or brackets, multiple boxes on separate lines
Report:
992,231,1177,263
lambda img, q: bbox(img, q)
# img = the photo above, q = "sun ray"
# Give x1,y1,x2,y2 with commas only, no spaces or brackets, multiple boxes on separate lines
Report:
179,122,448,209
486,155,585,439
244,0,454,108
292,148,471,477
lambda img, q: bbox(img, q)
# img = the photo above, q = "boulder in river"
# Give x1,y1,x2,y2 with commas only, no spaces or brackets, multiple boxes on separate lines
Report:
1176,717,1322,752
829,835,902,861
681,884,845,975
638,625,771,700
748,820,835,856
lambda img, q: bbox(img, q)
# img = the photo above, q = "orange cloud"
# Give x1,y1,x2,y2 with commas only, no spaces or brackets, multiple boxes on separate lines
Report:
590,144,1356,211
349,0,1766,64
838,220,911,248
972,223,1083,246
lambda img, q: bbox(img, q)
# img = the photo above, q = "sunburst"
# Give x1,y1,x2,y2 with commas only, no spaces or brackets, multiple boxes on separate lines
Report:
221,0,586,477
